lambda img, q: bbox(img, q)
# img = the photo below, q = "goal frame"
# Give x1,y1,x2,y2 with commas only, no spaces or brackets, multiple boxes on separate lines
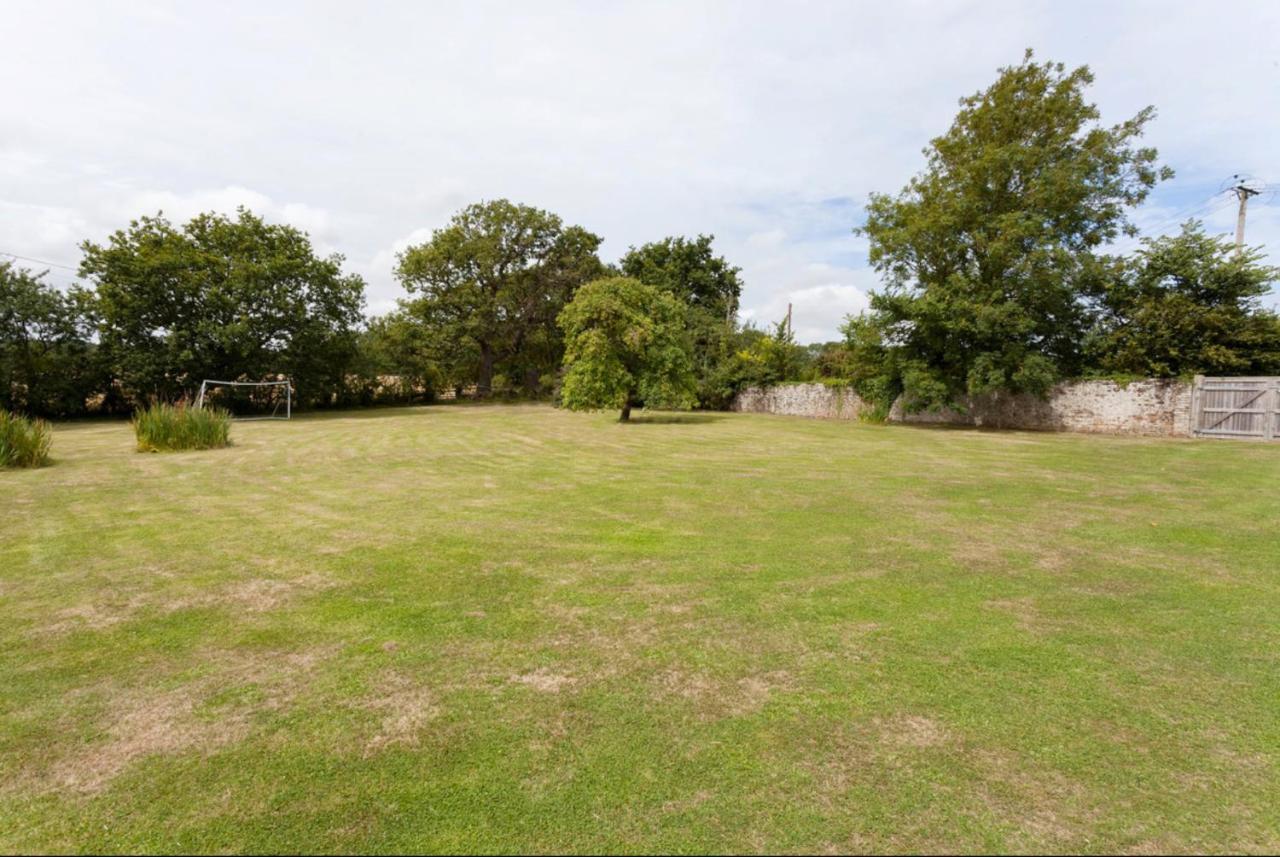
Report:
195,379,293,421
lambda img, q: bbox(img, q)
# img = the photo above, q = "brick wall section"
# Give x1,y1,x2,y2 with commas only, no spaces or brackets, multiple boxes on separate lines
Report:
733,379,1194,437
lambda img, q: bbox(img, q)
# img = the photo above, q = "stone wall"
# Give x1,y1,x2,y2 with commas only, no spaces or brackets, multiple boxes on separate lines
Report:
732,383,868,421
733,379,1194,437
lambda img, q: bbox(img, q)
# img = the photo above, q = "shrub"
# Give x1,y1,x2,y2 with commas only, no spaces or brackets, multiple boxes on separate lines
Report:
857,398,894,425
133,403,231,452
0,410,52,468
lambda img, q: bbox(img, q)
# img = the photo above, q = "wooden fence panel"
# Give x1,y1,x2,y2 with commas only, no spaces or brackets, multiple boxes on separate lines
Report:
1192,376,1279,440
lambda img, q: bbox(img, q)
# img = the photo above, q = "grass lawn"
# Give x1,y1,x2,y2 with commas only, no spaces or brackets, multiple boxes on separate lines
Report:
2,404,1278,853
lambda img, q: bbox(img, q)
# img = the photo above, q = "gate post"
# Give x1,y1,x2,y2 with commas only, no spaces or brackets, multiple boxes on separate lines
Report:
1266,380,1277,442
1190,375,1204,437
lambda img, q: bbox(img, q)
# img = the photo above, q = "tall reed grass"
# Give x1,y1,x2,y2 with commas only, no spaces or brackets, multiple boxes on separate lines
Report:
0,410,52,468
133,403,232,452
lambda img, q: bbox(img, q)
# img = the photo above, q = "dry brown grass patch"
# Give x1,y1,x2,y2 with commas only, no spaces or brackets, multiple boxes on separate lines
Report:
656,668,794,719
362,673,440,755
509,668,576,693
42,572,339,635
972,747,1094,849
28,644,338,795
876,713,952,749
48,684,250,794
984,596,1053,635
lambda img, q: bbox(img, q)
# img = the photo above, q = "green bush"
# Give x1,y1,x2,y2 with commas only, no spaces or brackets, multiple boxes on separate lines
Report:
0,410,52,468
133,403,231,452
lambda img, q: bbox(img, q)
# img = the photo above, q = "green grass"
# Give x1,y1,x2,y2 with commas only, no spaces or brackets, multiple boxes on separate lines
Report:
1,404,1277,853
132,402,231,452
0,410,52,468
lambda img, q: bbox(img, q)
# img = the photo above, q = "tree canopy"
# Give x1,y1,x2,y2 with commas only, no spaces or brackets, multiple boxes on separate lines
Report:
1089,222,1280,377
354,310,449,403
0,262,104,417
79,208,365,406
395,200,605,396
557,276,696,421
619,235,741,322
859,50,1172,409
619,235,742,407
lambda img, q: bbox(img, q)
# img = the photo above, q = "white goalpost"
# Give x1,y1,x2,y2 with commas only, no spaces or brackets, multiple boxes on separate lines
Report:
195,379,293,420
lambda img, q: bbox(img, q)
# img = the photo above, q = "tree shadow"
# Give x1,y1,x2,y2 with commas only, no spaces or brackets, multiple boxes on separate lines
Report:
292,401,545,423
624,412,726,425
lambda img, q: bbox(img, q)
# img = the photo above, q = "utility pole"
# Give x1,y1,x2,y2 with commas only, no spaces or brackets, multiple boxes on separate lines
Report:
1232,180,1260,250
785,302,793,338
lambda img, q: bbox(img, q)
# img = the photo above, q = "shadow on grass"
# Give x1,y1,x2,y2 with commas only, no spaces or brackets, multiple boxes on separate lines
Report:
292,403,451,423
624,412,726,425
286,400,552,423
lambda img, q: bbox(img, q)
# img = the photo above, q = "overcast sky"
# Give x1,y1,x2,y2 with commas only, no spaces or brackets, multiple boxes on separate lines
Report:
3,0,1279,342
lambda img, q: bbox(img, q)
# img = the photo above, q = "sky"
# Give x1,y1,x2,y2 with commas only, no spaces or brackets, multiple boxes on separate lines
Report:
3,0,1279,343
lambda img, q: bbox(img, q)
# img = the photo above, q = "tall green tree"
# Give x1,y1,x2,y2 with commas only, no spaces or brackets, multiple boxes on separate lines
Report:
395,200,605,397
558,276,696,422
0,262,104,417
1089,222,1280,377
619,235,742,406
859,51,1171,409
80,208,365,406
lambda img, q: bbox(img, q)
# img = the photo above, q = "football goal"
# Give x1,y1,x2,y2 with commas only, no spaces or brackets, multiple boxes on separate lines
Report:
195,379,293,420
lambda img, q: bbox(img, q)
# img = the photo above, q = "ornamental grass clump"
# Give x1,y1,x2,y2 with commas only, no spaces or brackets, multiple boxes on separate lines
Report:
133,402,231,452
0,410,52,468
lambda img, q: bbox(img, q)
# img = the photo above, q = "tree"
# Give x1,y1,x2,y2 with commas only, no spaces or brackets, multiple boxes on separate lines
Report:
729,315,805,388
352,311,446,404
395,200,605,397
619,234,741,321
80,208,365,406
840,313,904,419
557,276,696,421
0,262,104,417
800,341,850,381
859,51,1171,410
1088,222,1280,377
619,235,742,405
762,316,802,382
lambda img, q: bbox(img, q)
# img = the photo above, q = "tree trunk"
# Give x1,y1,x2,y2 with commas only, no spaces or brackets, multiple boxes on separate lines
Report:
476,344,495,398
619,392,638,422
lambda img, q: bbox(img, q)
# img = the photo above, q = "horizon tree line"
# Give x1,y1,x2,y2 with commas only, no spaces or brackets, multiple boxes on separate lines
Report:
4,51,1279,421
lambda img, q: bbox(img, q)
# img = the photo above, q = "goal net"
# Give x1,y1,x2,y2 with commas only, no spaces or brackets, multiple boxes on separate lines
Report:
195,379,293,420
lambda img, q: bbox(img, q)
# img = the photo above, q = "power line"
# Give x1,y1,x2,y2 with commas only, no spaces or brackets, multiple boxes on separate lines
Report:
1134,169,1278,239
1137,191,1233,236
0,250,80,272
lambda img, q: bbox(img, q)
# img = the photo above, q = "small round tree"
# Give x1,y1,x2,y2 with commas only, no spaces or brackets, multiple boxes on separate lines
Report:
558,277,696,422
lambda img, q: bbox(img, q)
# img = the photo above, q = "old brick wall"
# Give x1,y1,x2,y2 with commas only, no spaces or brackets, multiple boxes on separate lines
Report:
733,380,1193,437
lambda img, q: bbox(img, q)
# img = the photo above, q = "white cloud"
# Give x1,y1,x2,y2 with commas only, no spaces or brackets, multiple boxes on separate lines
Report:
746,229,787,249
741,274,875,343
3,1,1278,331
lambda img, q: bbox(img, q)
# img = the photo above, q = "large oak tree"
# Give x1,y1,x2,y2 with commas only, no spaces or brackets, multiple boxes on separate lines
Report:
395,200,604,396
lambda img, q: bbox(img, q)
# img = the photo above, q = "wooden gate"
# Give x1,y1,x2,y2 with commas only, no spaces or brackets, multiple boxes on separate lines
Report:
1191,376,1280,440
